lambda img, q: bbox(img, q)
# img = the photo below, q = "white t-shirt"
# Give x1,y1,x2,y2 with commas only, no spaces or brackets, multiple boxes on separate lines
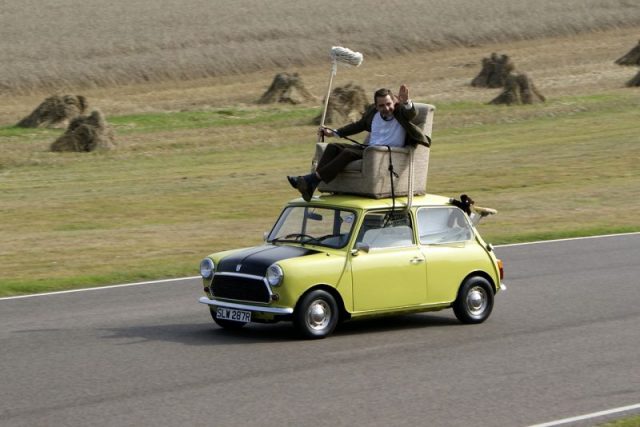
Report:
368,113,406,147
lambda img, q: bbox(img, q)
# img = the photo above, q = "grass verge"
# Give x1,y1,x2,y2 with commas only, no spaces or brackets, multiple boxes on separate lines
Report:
599,415,640,427
0,92,638,296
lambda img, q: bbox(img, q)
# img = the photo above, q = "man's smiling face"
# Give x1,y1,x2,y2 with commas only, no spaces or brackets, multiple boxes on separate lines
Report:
375,94,395,119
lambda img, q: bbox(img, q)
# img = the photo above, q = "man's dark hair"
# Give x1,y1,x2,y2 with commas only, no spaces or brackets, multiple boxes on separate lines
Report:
373,88,393,104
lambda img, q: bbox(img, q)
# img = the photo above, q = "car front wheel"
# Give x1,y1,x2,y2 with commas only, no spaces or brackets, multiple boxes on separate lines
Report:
294,290,339,339
453,276,494,324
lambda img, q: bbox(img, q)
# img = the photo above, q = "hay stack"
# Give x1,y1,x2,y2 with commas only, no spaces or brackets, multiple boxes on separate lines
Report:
626,70,640,87
258,72,316,104
615,40,640,87
489,73,546,105
615,40,640,66
50,110,115,152
313,83,368,125
471,53,514,88
17,95,88,128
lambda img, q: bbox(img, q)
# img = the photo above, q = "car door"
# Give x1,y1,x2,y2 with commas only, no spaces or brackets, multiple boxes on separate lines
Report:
351,212,427,312
416,207,478,304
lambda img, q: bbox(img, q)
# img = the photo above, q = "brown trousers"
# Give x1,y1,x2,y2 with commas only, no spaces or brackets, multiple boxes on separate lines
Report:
316,143,365,183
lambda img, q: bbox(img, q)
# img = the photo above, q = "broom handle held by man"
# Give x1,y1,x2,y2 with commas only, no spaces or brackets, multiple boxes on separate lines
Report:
317,46,363,142
318,126,365,146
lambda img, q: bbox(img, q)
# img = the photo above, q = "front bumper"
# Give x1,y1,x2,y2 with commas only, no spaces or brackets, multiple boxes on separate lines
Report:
198,296,294,315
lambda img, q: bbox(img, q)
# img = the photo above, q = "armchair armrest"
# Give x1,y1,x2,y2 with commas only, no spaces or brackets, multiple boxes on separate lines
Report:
359,145,413,178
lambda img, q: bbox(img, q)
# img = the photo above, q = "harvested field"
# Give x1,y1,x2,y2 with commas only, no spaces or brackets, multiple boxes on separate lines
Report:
0,4,639,295
1,0,639,94
2,27,638,126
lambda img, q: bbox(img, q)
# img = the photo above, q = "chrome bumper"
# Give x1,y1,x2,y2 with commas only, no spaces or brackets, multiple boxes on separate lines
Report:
499,282,507,291
198,296,294,315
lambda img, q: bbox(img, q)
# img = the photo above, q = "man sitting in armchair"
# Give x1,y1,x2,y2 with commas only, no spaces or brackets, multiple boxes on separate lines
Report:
287,85,431,201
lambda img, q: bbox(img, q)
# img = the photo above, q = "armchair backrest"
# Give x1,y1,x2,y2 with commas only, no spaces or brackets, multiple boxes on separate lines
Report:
413,103,435,140
363,102,435,144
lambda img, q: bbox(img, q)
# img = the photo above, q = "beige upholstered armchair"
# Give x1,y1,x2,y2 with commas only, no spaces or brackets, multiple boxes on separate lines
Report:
312,103,435,199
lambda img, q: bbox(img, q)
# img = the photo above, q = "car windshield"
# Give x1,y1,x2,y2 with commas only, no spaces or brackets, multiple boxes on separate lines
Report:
267,206,357,249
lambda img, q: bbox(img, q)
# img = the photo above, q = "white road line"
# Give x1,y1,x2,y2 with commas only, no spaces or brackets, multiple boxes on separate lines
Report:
498,231,639,248
1,232,637,301
0,276,200,301
528,403,640,427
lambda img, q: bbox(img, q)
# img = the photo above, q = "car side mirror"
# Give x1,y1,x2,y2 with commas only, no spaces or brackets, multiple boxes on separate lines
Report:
352,242,370,256
263,231,269,242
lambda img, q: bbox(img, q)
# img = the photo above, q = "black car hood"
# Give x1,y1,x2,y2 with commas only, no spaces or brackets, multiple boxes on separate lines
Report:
218,245,318,276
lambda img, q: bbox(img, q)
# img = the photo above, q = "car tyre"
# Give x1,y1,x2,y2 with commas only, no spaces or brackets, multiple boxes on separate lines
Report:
294,290,339,339
210,307,247,330
453,276,494,324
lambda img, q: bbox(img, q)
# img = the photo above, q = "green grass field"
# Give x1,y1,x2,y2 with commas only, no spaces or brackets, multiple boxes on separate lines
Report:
600,415,640,427
1,91,638,296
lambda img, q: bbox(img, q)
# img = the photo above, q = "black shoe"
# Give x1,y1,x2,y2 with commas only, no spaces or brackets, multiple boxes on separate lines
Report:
286,176,298,190
295,176,314,202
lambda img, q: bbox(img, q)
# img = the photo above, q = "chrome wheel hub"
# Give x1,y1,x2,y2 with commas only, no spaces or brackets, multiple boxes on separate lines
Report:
307,300,331,330
467,286,487,315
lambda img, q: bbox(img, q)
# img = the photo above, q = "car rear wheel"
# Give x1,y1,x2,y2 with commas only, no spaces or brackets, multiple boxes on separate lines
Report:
294,290,339,339
210,307,247,330
453,276,494,324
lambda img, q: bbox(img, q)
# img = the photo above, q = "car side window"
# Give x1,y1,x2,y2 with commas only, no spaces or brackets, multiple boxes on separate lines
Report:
355,212,414,249
417,207,473,244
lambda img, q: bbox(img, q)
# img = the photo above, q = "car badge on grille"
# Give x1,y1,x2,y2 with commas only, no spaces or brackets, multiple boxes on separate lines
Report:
235,264,242,272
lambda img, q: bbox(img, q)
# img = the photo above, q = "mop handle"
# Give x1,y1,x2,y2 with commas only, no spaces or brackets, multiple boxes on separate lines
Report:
318,61,337,142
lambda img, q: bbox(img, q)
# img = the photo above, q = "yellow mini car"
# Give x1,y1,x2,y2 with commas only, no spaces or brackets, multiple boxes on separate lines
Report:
199,194,505,339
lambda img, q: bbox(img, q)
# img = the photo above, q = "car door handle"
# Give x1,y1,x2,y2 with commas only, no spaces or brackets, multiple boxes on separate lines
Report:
410,257,425,264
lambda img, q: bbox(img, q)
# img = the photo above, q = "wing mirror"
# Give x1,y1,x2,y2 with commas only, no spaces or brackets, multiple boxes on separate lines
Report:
351,242,370,256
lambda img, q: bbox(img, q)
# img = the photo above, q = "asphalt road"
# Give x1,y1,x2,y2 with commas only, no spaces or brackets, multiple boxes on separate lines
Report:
1,234,639,427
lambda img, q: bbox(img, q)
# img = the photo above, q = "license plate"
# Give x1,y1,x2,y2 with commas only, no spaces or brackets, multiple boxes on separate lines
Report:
216,307,251,323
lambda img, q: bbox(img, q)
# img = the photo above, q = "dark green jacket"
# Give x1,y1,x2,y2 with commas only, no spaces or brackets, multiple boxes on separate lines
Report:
336,102,430,147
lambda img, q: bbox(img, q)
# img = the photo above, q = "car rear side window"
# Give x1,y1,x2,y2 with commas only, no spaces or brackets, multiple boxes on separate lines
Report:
417,207,473,244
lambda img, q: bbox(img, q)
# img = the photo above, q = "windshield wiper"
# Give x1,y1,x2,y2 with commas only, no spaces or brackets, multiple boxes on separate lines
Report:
284,233,315,242
271,233,322,245
270,237,299,244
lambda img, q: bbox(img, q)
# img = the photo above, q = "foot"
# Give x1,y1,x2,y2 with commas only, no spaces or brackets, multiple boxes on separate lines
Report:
295,176,314,202
286,175,298,189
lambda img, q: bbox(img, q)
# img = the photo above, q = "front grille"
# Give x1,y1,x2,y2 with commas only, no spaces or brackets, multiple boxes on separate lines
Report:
210,274,270,303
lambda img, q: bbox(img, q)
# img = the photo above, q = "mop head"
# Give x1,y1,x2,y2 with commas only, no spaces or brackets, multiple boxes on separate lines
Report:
331,46,363,67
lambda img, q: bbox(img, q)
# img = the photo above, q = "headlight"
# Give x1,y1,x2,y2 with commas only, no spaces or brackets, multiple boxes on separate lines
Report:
200,258,215,279
266,263,284,286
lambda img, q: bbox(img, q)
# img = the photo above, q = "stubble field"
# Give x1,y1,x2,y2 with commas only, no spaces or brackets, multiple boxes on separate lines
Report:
2,0,640,94
0,1,639,295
